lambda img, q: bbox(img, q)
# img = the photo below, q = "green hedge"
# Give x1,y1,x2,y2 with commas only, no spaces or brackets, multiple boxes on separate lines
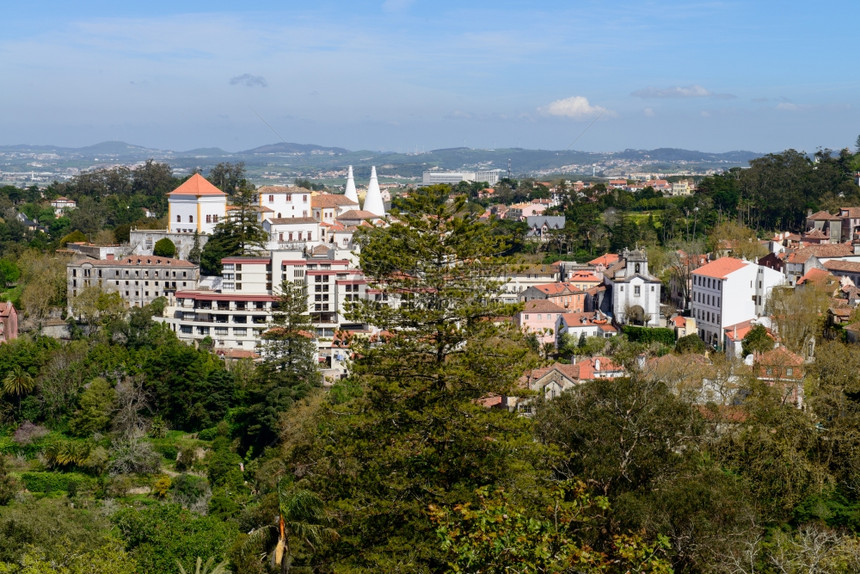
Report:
21,471,96,494
621,325,676,347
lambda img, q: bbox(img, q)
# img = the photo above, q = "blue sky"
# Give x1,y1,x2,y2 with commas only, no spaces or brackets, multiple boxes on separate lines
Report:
2,1,858,154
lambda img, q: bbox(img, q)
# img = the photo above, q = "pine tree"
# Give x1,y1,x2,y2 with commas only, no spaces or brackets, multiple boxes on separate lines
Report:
282,185,542,570
238,280,321,453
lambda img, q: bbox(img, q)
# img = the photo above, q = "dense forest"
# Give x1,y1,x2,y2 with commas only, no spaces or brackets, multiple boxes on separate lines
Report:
1,148,860,572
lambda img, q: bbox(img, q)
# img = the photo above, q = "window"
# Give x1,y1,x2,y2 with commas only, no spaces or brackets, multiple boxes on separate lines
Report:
634,286,640,296
188,215,193,223
176,215,181,222
786,367,794,376
269,194,274,202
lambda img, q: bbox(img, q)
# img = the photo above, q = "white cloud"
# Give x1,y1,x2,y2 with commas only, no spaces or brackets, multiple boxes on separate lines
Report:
541,96,613,119
644,107,655,117
632,85,735,99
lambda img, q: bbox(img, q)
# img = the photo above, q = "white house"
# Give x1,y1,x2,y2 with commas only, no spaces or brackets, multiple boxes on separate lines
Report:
167,174,228,235
258,185,313,220
691,257,785,348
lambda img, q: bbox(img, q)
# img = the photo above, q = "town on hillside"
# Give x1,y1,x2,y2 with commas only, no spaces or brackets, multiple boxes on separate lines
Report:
4,148,860,571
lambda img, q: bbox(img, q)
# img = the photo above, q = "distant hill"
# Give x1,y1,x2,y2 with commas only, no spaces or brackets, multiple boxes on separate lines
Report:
241,142,350,155
0,141,765,183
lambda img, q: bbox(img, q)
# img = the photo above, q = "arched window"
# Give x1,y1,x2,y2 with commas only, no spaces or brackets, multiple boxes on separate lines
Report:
176,215,181,222
188,215,193,223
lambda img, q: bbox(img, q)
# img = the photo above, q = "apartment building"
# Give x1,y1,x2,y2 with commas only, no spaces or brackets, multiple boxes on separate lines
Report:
67,255,199,308
691,257,785,347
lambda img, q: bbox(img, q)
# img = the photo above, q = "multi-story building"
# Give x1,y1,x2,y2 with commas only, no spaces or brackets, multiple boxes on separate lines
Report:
691,257,785,348
67,255,199,308
421,169,502,186
167,174,227,235
165,290,277,351
258,185,313,219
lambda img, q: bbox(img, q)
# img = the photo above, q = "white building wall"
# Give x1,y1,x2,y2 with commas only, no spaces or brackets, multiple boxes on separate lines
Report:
260,189,312,219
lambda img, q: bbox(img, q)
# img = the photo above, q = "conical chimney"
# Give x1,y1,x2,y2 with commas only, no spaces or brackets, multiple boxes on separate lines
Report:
344,165,358,204
363,166,385,216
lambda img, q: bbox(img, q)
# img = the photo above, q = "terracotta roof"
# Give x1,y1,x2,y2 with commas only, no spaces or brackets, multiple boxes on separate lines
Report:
840,207,860,218
693,257,749,279
312,194,359,208
807,210,841,221
803,228,829,238
723,319,770,342
168,173,226,197
823,260,860,274
268,217,319,225
568,270,601,283
76,256,196,267
522,299,567,313
0,302,15,318
756,346,804,367
558,311,612,328
257,185,311,195
337,210,380,220
588,253,619,267
786,243,854,264
531,282,582,296
797,268,835,285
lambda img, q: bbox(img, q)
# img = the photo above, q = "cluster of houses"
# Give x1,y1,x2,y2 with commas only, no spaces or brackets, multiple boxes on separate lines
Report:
57,164,860,409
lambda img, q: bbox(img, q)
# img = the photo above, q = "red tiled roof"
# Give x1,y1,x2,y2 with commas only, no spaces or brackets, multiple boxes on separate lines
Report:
823,260,860,274
168,173,226,197
756,346,804,367
797,268,835,285
588,253,619,267
312,194,359,208
522,299,567,313
786,243,854,264
807,210,841,221
693,257,748,279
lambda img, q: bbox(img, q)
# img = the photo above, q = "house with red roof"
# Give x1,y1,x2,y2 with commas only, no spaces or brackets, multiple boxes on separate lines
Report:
755,346,805,407
519,282,585,312
167,173,228,235
691,257,785,348
516,299,571,346
515,357,625,413
556,311,617,344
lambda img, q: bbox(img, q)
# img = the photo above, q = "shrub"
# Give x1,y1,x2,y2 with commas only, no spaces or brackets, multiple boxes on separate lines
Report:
153,238,176,258
109,435,161,476
20,471,95,494
622,325,676,347
12,421,49,445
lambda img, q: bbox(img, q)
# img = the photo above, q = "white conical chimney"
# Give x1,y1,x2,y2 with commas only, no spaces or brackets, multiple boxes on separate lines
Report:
344,165,358,204
363,166,385,216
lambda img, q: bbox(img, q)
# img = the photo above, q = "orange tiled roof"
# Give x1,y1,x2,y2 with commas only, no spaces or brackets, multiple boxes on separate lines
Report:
522,299,567,313
312,194,359,208
588,253,619,267
693,257,748,279
807,210,841,221
168,173,226,197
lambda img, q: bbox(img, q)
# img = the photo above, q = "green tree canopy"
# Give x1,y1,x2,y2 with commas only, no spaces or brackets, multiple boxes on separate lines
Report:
153,238,176,258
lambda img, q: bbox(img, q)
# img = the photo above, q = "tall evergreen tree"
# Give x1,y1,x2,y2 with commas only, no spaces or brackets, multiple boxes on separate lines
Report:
238,280,321,453
281,185,541,570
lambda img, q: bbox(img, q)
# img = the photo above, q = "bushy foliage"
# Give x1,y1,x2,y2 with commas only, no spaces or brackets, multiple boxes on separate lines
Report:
621,325,676,347
112,504,236,573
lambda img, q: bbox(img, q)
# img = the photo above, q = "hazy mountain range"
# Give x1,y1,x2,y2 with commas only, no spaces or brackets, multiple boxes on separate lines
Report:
0,141,763,181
